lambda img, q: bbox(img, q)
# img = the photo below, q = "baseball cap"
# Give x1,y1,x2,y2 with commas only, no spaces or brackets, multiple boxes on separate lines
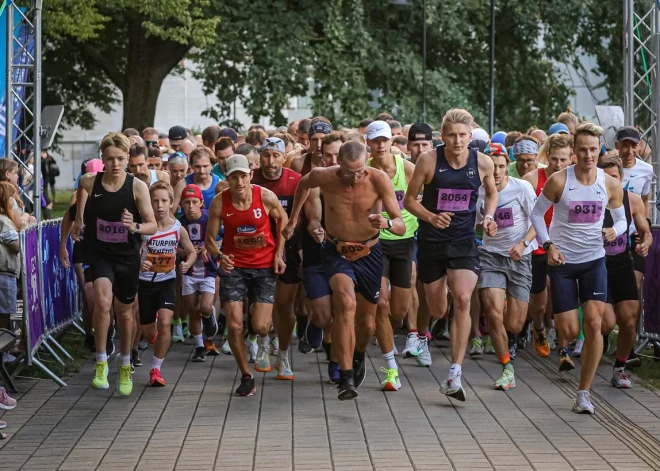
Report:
168,125,187,143
468,139,489,153
181,184,203,202
309,121,333,136
471,128,489,142
616,126,641,144
491,131,507,145
85,159,105,173
225,154,252,175
219,127,239,143
485,142,508,157
548,123,570,135
408,122,433,142
261,137,286,154
366,120,392,140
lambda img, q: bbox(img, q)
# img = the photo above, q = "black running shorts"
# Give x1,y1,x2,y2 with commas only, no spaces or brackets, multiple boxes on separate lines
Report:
417,239,480,284
87,253,140,304
138,278,176,325
381,238,415,289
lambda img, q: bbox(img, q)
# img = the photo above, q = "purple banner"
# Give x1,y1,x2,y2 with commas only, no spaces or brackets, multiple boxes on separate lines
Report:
23,226,43,352
643,227,660,336
41,223,78,329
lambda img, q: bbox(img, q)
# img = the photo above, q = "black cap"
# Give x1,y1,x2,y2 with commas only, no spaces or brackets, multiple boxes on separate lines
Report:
616,126,641,144
468,139,488,153
219,127,238,143
168,125,187,142
408,122,433,142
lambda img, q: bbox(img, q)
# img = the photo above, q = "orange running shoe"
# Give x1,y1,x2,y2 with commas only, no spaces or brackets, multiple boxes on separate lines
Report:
558,348,575,372
149,368,166,387
205,339,220,356
533,328,550,357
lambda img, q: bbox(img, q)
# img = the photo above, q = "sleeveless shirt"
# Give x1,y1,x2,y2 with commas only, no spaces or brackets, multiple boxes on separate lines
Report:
139,220,181,282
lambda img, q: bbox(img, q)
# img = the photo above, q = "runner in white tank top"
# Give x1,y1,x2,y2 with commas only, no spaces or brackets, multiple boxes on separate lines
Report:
530,123,625,415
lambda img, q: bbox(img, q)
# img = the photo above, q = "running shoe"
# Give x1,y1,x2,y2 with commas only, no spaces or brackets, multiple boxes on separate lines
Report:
182,322,189,338
328,361,340,384
245,338,258,363
572,391,595,414
0,387,17,410
236,374,256,397
440,370,466,402
402,333,421,358
270,336,279,356
322,341,332,362
92,361,109,390
131,350,142,367
296,315,308,340
337,374,358,400
416,336,432,367
138,338,148,350
192,346,206,362
205,339,220,356
255,344,272,372
508,334,518,360
221,339,232,355
149,368,166,387
626,350,642,367
353,351,366,388
393,343,399,356
611,368,632,388
202,309,219,339
298,335,313,354
603,334,611,355
275,351,294,380
172,324,184,343
306,322,323,349
117,364,133,396
572,338,584,358
494,364,516,391
483,335,495,354
533,328,550,357
468,337,484,357
558,348,575,371
546,327,557,351
380,367,401,391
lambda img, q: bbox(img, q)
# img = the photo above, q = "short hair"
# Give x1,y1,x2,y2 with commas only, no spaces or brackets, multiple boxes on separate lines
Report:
202,125,221,145
129,145,147,158
167,153,188,169
388,120,402,130
597,155,623,177
557,109,579,127
149,180,174,202
358,119,374,129
504,131,522,148
158,132,168,139
123,128,140,137
133,172,150,185
310,116,332,128
189,146,214,166
236,143,257,157
375,112,394,121
525,125,539,134
273,132,296,148
574,122,604,142
321,132,347,153
393,136,408,146
344,131,366,144
440,108,475,133
540,133,573,159
246,129,268,146
147,146,162,159
101,132,131,154
248,123,266,132
214,136,236,153
339,140,367,162
142,127,158,138
297,119,311,135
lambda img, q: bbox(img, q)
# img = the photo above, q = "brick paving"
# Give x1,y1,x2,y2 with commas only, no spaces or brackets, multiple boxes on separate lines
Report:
1,336,660,471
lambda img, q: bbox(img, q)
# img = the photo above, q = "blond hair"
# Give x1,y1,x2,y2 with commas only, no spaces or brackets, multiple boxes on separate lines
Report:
149,180,174,202
574,122,603,142
189,146,215,166
557,109,579,127
100,132,131,154
441,109,474,133
537,133,573,164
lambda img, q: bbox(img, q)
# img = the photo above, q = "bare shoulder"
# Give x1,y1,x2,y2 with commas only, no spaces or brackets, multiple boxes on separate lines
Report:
416,148,436,171
604,172,623,193
522,169,538,185
133,175,150,193
545,168,567,191
290,156,304,173
402,158,416,178
477,151,494,169
259,185,278,204
80,173,97,190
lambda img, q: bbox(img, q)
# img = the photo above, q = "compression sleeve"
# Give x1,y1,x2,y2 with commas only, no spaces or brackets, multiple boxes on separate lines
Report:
531,193,553,244
609,205,628,237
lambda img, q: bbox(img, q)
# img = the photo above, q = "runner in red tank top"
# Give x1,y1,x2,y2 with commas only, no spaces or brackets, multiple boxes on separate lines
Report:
522,134,573,358
205,154,288,397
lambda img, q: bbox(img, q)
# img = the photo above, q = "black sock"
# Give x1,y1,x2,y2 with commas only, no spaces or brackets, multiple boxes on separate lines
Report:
340,369,353,379
614,358,626,369
353,350,365,362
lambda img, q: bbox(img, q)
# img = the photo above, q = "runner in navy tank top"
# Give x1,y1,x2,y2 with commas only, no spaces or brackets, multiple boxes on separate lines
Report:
71,132,157,398
404,109,498,402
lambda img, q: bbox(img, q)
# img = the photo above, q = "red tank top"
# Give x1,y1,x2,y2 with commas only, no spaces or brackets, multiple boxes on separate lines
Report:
532,168,553,255
221,185,276,269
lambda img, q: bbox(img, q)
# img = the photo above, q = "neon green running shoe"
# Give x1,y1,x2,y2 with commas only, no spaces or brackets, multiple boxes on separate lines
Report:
494,364,516,391
92,361,109,389
117,364,133,396
380,367,401,391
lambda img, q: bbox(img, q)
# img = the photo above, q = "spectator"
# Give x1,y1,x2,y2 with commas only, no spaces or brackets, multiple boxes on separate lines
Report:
41,150,60,203
0,181,20,336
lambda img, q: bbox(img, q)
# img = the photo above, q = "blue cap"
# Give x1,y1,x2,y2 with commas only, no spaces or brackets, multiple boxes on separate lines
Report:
548,123,570,135
491,131,506,145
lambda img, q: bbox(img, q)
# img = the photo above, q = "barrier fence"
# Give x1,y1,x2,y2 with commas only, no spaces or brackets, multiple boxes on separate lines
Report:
640,226,660,350
19,218,81,386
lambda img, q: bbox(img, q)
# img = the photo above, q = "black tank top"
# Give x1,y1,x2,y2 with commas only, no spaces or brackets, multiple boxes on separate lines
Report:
419,145,480,243
603,190,632,260
84,172,142,257
301,195,325,268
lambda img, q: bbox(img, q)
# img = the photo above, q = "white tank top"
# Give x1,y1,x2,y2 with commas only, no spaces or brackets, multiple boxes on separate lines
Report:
139,220,181,282
149,169,158,187
549,166,608,264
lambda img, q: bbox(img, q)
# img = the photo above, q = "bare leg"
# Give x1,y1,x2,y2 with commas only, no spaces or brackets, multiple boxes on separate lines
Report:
329,274,358,371
446,269,478,365
579,300,605,390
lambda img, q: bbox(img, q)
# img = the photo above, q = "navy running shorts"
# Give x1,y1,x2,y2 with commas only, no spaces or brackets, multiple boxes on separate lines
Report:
548,257,607,314
303,264,332,300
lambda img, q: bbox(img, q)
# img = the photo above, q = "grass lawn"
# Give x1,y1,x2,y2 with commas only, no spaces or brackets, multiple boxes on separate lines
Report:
51,190,74,219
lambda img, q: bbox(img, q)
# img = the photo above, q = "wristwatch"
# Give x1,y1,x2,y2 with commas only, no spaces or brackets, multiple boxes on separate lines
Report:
542,240,554,251
484,214,494,221
387,219,393,229
215,252,224,262
522,239,530,248
132,223,140,234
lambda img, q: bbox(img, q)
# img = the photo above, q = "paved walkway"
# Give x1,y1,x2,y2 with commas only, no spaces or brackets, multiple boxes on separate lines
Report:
2,336,660,471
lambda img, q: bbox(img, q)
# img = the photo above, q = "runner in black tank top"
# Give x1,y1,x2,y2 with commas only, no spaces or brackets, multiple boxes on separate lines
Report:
403,109,498,402
71,132,157,398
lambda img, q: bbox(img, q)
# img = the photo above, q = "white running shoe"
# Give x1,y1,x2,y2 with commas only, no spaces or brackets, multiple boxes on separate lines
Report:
221,339,232,355
270,336,280,356
547,328,557,351
402,333,421,358
572,390,595,414
416,336,432,367
611,368,632,389
275,350,294,380
245,338,258,363
440,370,466,401
572,338,584,358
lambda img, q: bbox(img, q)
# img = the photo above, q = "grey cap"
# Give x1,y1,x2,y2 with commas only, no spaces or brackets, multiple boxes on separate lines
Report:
261,137,286,154
225,154,251,175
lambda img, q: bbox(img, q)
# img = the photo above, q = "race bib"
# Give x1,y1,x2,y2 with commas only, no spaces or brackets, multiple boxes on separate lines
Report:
494,208,513,229
234,232,267,250
395,190,405,209
603,234,627,256
96,219,127,243
336,241,370,262
437,188,471,211
568,201,602,224
146,253,175,273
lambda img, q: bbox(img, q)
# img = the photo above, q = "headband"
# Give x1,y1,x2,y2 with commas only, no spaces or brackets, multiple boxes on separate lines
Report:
512,139,539,156
309,121,333,136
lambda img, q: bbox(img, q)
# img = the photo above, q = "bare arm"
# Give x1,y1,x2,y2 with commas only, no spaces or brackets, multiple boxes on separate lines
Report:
262,187,289,257
132,179,157,235
157,170,170,184
403,150,435,222
214,180,229,195
287,168,324,227
478,153,498,218
71,174,93,240
630,192,653,251
204,195,223,260
641,193,650,217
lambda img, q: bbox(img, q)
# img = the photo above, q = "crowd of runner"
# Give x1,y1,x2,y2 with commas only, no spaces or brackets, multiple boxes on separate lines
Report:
58,109,656,416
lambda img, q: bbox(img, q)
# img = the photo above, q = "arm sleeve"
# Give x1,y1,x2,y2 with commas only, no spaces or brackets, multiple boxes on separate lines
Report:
530,193,552,244
609,205,628,237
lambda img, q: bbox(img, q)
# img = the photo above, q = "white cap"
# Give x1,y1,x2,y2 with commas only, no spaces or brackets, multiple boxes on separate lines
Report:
471,127,489,142
366,120,392,140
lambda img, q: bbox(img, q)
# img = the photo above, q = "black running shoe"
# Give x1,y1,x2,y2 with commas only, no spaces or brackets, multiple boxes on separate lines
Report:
298,336,313,354
353,351,366,388
322,341,332,363
131,349,142,367
236,374,256,396
338,371,358,400
306,322,323,349
192,346,206,362
296,314,308,339
202,309,219,339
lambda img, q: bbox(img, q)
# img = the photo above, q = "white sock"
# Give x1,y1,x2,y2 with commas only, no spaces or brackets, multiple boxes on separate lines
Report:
120,353,130,367
96,352,108,363
258,335,270,347
383,349,397,370
450,363,462,376
194,334,204,348
152,356,164,371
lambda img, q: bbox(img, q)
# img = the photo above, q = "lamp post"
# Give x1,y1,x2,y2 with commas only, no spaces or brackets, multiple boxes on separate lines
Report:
488,0,495,135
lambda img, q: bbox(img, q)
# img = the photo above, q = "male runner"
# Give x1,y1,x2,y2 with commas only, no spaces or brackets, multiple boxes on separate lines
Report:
205,155,287,396
138,181,196,386
128,145,170,185
531,123,626,414
211,137,235,180
477,144,537,391
508,135,546,179
404,109,498,401
283,141,405,400
71,132,157,396
365,121,418,391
